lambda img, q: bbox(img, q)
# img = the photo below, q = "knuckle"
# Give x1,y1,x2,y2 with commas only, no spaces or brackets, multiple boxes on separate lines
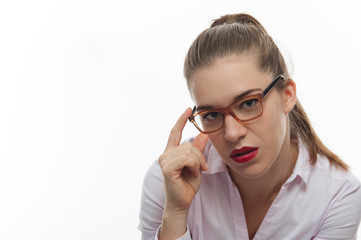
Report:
162,164,171,175
183,148,194,161
183,147,192,156
182,155,190,166
158,153,167,165
183,142,192,147
185,155,198,168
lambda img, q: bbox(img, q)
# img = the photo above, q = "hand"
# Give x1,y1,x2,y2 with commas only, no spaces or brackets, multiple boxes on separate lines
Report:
159,108,209,212
158,108,209,239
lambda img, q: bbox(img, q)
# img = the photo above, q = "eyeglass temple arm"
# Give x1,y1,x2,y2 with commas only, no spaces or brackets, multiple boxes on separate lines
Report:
188,106,197,122
262,74,284,97
189,75,284,120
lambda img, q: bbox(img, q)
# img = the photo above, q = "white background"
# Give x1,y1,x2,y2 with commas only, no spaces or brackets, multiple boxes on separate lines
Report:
0,0,360,239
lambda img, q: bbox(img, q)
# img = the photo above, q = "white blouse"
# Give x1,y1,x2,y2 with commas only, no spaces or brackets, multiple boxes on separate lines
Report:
139,138,361,239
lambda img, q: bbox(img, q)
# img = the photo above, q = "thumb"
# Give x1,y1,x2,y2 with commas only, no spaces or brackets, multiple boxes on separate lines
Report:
192,133,209,153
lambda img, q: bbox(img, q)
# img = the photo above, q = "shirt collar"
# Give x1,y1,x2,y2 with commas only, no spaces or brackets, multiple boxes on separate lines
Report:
286,138,312,185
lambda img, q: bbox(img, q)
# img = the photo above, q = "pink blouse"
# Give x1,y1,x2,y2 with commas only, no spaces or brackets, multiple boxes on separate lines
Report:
139,139,361,239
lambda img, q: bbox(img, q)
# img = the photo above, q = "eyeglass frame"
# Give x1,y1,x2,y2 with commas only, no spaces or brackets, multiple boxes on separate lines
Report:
188,74,285,134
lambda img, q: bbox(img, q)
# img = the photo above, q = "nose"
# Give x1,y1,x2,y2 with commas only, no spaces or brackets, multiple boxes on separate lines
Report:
223,113,248,142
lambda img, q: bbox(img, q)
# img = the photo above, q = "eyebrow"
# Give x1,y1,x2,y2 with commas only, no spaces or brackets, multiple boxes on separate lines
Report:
195,88,262,112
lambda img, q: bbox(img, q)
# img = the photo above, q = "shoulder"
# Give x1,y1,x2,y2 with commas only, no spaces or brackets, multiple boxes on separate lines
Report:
282,145,361,238
140,160,165,205
308,155,361,238
295,140,360,194
312,154,361,193
143,160,163,184
139,160,165,236
291,140,361,217
301,152,361,206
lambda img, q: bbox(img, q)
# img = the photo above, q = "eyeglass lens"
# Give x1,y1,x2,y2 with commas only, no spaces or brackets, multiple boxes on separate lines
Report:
193,96,262,132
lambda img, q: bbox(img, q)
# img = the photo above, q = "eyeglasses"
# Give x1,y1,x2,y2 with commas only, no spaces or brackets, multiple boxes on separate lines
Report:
188,74,285,134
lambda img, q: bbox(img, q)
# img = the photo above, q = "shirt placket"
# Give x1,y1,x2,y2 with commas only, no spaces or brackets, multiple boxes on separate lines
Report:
253,183,288,240
227,173,250,240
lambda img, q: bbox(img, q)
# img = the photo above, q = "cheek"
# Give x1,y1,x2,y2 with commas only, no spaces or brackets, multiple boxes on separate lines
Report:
207,132,229,158
208,132,223,148
258,101,288,144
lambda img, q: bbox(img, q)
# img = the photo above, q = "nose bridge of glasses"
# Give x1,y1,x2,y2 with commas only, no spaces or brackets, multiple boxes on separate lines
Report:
222,110,248,138
224,109,243,123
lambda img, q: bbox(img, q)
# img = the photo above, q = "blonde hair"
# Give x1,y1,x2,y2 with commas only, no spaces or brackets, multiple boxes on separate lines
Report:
184,13,348,170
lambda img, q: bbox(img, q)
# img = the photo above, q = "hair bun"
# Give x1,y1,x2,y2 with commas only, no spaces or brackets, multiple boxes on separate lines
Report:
210,13,266,32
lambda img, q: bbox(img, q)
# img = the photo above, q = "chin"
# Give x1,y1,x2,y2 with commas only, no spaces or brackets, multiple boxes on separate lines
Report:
226,158,273,179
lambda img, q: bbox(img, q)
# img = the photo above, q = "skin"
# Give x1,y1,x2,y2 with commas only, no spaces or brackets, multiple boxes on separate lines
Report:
158,109,209,239
159,54,298,239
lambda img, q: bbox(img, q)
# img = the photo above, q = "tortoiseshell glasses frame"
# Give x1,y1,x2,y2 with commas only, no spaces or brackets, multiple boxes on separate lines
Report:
188,74,285,134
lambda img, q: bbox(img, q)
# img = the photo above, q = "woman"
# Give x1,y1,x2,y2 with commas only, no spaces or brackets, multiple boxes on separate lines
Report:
139,13,361,240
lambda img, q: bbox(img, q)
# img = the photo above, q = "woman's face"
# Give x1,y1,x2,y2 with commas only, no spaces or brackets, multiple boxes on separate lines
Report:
190,54,295,179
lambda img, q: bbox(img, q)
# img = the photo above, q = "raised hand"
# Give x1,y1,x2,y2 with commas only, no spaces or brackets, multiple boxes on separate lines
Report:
158,108,208,239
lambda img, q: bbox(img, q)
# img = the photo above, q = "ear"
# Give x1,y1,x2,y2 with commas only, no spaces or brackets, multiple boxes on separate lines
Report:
283,79,297,114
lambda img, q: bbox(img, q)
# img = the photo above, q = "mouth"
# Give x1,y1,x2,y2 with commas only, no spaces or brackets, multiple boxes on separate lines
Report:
230,147,259,163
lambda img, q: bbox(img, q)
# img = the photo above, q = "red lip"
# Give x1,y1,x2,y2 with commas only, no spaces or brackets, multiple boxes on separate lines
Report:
230,147,259,163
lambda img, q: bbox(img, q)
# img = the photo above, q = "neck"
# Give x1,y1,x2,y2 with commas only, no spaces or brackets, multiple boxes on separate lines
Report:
229,138,298,203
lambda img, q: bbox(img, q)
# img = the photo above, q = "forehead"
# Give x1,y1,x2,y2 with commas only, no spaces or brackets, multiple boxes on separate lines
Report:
190,55,272,107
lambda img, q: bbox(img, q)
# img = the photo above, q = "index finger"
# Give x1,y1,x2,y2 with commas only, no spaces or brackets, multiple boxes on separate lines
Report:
165,108,192,150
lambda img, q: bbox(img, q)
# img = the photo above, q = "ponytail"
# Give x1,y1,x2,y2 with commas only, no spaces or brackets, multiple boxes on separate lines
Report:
290,101,348,170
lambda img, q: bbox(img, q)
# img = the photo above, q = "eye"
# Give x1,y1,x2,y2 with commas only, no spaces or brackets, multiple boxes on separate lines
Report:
201,112,222,121
240,98,259,108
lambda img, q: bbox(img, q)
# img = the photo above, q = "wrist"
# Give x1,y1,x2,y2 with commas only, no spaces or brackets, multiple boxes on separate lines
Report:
159,207,189,240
